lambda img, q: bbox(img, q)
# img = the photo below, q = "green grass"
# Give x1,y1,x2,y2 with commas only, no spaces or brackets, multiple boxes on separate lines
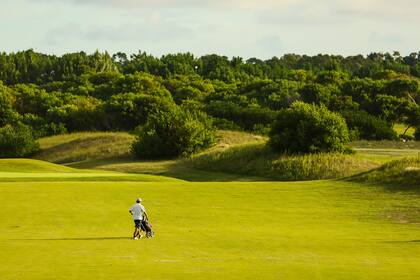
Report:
32,131,420,182
351,155,420,189
351,140,420,164
0,159,180,182
33,131,269,181
393,123,415,137
183,143,378,181
0,172,419,279
0,158,77,173
34,130,264,166
351,140,420,150
34,132,135,164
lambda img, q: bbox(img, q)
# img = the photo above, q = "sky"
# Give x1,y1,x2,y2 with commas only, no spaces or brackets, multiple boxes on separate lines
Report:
1,0,419,58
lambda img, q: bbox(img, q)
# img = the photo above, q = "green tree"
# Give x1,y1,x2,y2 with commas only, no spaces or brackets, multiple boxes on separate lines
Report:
340,110,398,140
415,126,420,140
131,109,216,158
0,82,20,126
164,75,214,104
269,102,350,153
300,83,332,106
0,124,40,158
104,93,176,130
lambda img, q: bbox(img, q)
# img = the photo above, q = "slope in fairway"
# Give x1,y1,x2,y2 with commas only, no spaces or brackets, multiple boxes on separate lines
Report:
0,159,179,182
0,178,419,279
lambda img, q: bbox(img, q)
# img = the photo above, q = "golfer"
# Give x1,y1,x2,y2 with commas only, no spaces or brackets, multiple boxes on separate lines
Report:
129,198,148,239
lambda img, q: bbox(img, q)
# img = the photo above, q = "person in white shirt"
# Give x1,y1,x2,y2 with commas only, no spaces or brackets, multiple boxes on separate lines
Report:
129,198,148,239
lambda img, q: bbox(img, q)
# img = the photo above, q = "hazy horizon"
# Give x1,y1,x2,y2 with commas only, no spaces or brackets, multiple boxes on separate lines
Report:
1,0,420,59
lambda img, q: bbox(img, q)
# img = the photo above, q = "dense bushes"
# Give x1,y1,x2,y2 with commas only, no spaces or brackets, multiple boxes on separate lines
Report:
415,127,420,141
104,92,176,130
131,110,216,159
0,124,39,158
340,110,398,140
206,101,277,133
0,50,420,145
269,102,350,153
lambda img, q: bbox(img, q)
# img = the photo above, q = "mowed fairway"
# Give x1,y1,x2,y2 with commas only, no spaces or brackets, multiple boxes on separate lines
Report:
0,170,419,279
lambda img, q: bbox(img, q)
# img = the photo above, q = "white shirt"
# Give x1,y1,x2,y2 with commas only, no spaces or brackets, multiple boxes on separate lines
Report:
130,203,146,220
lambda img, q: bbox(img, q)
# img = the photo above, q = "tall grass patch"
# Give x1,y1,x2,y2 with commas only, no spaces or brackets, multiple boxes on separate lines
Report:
351,154,420,188
34,132,135,164
185,143,377,181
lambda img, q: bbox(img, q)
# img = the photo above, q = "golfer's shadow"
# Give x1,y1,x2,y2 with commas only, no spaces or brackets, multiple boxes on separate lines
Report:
14,237,131,241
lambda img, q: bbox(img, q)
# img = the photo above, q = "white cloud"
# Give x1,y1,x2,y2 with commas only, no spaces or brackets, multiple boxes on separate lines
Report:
333,0,420,21
33,0,301,9
6,0,420,57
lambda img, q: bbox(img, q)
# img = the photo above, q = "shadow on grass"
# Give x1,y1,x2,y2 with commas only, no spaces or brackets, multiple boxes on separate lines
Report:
384,240,420,243
13,237,131,241
69,157,268,182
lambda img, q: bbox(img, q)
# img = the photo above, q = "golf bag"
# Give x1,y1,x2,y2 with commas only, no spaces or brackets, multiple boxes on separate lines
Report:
141,219,155,238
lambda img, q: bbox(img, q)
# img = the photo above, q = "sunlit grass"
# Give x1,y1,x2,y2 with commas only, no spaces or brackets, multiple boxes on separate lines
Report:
0,177,419,279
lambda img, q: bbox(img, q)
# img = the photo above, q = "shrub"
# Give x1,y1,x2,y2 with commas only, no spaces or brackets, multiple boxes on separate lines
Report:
251,124,271,135
131,109,216,159
206,101,277,131
21,113,68,138
269,102,350,153
415,127,420,141
104,93,176,130
212,118,242,131
340,110,398,140
0,124,40,158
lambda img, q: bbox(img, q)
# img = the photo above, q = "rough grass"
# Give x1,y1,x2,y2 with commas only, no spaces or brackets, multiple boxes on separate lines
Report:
32,131,420,182
215,130,267,148
34,130,263,165
184,143,378,181
34,132,135,164
351,154,420,189
33,131,270,181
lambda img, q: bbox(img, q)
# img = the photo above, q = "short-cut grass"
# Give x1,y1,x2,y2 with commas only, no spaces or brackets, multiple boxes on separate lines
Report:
0,172,419,279
351,140,420,164
0,159,180,182
0,158,76,173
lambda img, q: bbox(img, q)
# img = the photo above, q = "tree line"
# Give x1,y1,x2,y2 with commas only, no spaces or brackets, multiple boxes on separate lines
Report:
1,50,420,157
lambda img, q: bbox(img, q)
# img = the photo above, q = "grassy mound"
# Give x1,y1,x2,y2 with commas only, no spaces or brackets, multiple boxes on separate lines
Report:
32,130,269,181
352,155,420,188
0,159,180,182
34,130,263,165
0,158,76,173
35,130,416,182
184,143,378,181
34,132,135,164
